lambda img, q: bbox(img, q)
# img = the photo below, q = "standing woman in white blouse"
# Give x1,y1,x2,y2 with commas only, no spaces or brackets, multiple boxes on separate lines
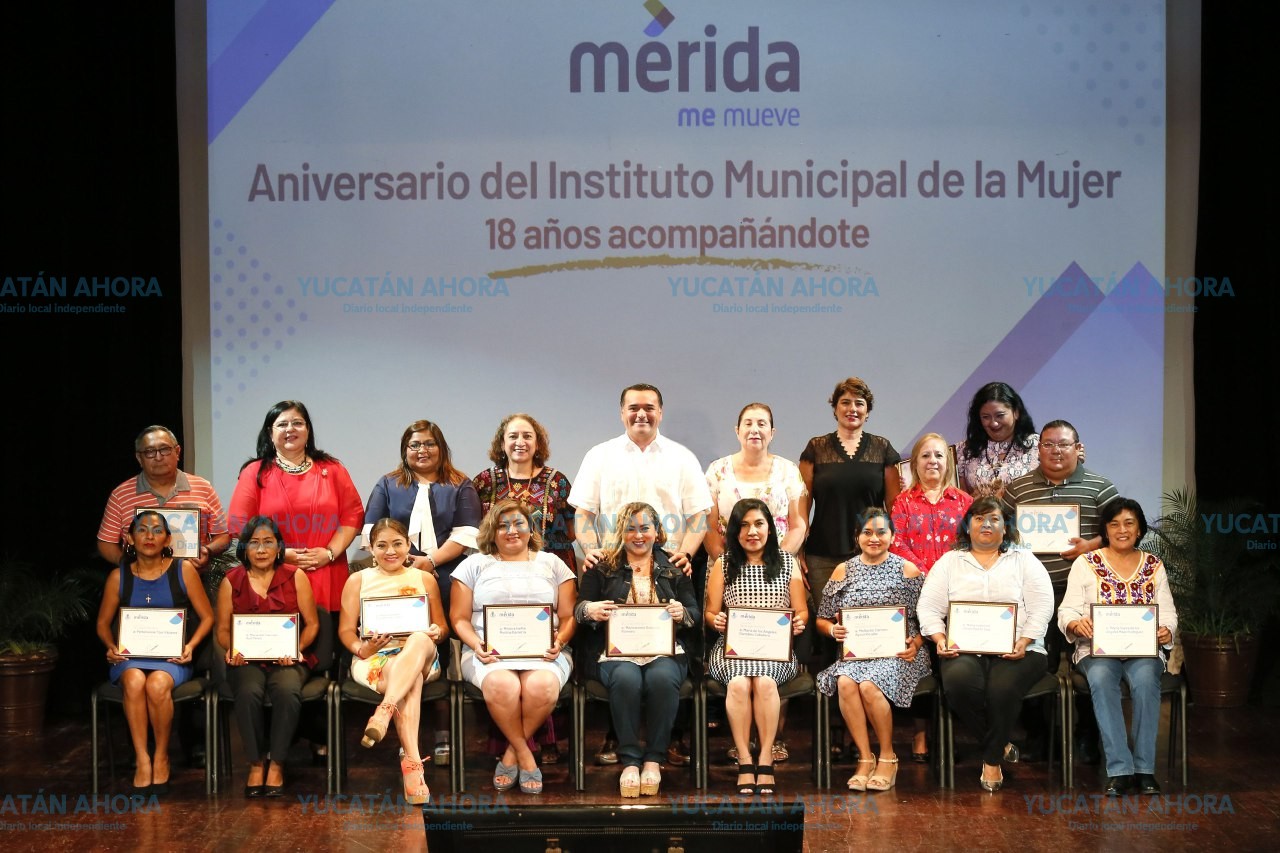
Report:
917,496,1053,792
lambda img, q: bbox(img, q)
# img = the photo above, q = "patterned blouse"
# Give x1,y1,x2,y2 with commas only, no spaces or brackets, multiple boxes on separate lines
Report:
957,434,1039,498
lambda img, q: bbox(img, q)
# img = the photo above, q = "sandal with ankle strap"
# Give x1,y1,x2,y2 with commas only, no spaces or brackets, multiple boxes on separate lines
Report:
361,702,397,748
401,755,430,804
866,756,899,791
847,757,876,791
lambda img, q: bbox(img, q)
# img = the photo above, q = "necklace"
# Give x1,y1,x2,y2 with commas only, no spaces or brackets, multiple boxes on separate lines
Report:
276,453,313,474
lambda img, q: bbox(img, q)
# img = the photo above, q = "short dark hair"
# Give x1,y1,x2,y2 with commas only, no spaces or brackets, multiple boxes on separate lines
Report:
134,425,179,452
1098,498,1148,546
620,383,663,407
1039,419,1080,444
235,516,286,567
962,382,1036,459
828,377,874,413
487,412,551,468
954,496,1019,553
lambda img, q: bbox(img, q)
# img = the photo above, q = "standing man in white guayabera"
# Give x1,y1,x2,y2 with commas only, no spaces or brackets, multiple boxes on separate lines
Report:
570,382,712,766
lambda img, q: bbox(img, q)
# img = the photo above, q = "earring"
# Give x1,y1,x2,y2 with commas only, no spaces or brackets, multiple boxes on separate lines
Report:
162,546,174,558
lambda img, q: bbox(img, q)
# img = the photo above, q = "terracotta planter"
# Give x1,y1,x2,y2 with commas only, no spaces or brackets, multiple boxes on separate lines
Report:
0,648,58,736
1180,632,1259,708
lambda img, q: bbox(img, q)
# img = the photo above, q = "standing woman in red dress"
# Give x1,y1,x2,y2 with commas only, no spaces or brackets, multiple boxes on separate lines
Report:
229,400,364,614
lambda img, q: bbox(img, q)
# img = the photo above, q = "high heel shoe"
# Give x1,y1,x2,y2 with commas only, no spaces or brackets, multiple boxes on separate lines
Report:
361,702,396,748
401,756,430,805
754,764,776,796
619,766,641,798
979,765,1004,792
847,757,876,791
735,763,756,796
866,757,898,792
640,764,661,796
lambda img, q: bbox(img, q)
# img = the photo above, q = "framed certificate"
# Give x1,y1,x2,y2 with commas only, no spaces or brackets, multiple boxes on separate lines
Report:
841,606,908,660
117,607,186,658
1090,603,1160,658
483,604,554,659
945,601,1017,655
232,613,301,661
606,605,676,657
1015,503,1080,554
135,506,201,559
361,594,432,637
725,607,794,663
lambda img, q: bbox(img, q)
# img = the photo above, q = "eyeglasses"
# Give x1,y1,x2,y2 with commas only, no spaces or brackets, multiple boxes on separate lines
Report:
1039,440,1078,451
407,441,438,452
273,419,307,431
247,539,279,550
139,446,176,459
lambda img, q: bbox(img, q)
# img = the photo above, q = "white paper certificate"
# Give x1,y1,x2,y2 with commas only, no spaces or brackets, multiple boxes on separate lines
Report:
841,606,908,660
118,607,186,658
606,605,676,657
1091,604,1160,658
483,604,554,659
361,594,432,637
1015,503,1081,553
725,607,794,663
135,506,201,559
232,613,300,661
946,601,1017,655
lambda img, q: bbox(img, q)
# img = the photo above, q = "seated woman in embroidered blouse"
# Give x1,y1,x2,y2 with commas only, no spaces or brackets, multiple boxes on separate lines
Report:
957,382,1040,499
918,496,1053,792
216,516,320,798
1058,498,1177,797
338,518,448,805
816,508,928,792
96,511,215,794
576,502,700,797
890,432,973,762
450,500,577,795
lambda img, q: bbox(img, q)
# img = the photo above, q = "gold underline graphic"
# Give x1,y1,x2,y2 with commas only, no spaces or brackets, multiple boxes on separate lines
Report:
488,255,839,280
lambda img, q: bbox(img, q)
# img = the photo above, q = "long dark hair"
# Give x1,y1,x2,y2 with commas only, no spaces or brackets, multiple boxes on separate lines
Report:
392,419,467,488
243,400,337,486
962,382,1036,458
724,498,783,585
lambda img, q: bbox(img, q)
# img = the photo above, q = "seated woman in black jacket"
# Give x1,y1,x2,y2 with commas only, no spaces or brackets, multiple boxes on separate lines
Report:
576,501,700,798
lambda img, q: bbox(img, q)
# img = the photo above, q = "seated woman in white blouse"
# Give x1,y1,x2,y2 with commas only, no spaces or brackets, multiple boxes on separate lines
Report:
917,496,1053,792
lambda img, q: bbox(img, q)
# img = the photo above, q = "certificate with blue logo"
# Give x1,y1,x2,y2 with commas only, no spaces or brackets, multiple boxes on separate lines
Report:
232,613,300,661
946,601,1017,655
725,607,794,663
483,604,554,659
841,606,908,660
606,604,675,657
118,607,186,658
361,594,431,637
1091,604,1160,658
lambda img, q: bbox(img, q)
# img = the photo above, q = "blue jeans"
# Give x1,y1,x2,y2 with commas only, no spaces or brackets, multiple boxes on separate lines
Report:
598,656,687,767
1078,655,1163,776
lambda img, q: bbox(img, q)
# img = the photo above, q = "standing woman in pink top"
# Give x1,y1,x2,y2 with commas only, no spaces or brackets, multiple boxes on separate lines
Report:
890,432,972,763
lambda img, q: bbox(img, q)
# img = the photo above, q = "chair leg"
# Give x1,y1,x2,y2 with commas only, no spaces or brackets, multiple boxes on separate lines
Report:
334,693,344,795
205,690,215,796
1179,684,1188,787
451,686,466,794
1065,679,1075,789
91,692,100,795
572,686,585,792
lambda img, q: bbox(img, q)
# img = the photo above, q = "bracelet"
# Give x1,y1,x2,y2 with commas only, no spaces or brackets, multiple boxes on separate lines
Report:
325,547,336,564
426,553,437,570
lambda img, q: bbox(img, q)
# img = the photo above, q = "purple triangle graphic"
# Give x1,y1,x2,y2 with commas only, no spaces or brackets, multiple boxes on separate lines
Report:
208,0,337,144
916,261,1103,441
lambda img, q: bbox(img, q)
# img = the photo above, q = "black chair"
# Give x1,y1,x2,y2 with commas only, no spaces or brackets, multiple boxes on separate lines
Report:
448,638,575,793
572,672,700,791
1064,668,1188,788
332,635,452,795
210,608,338,794
91,664,215,795
940,671,1067,788
819,672,944,787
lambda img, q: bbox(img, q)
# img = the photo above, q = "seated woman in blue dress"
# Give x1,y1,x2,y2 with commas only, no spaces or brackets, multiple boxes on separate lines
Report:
576,501,700,797
95,510,215,793
816,508,929,792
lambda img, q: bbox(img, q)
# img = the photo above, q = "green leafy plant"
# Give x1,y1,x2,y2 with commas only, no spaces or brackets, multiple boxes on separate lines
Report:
1145,488,1280,639
0,558,97,656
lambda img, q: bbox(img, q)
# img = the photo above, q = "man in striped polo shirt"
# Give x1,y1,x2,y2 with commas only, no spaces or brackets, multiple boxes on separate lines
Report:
1002,418,1117,762
97,424,230,571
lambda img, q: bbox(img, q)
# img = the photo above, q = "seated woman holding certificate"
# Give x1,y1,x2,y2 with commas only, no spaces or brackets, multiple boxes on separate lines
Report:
705,498,808,796
576,501,700,798
338,518,448,805
215,516,320,797
95,511,215,794
1058,498,1177,797
450,499,577,795
815,508,928,792
917,496,1052,792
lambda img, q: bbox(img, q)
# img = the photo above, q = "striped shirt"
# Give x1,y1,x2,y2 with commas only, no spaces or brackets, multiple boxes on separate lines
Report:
1000,466,1118,587
97,470,228,551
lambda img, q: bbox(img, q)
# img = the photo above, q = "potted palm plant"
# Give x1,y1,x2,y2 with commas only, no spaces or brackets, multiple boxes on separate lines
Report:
0,559,96,735
1147,488,1280,707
